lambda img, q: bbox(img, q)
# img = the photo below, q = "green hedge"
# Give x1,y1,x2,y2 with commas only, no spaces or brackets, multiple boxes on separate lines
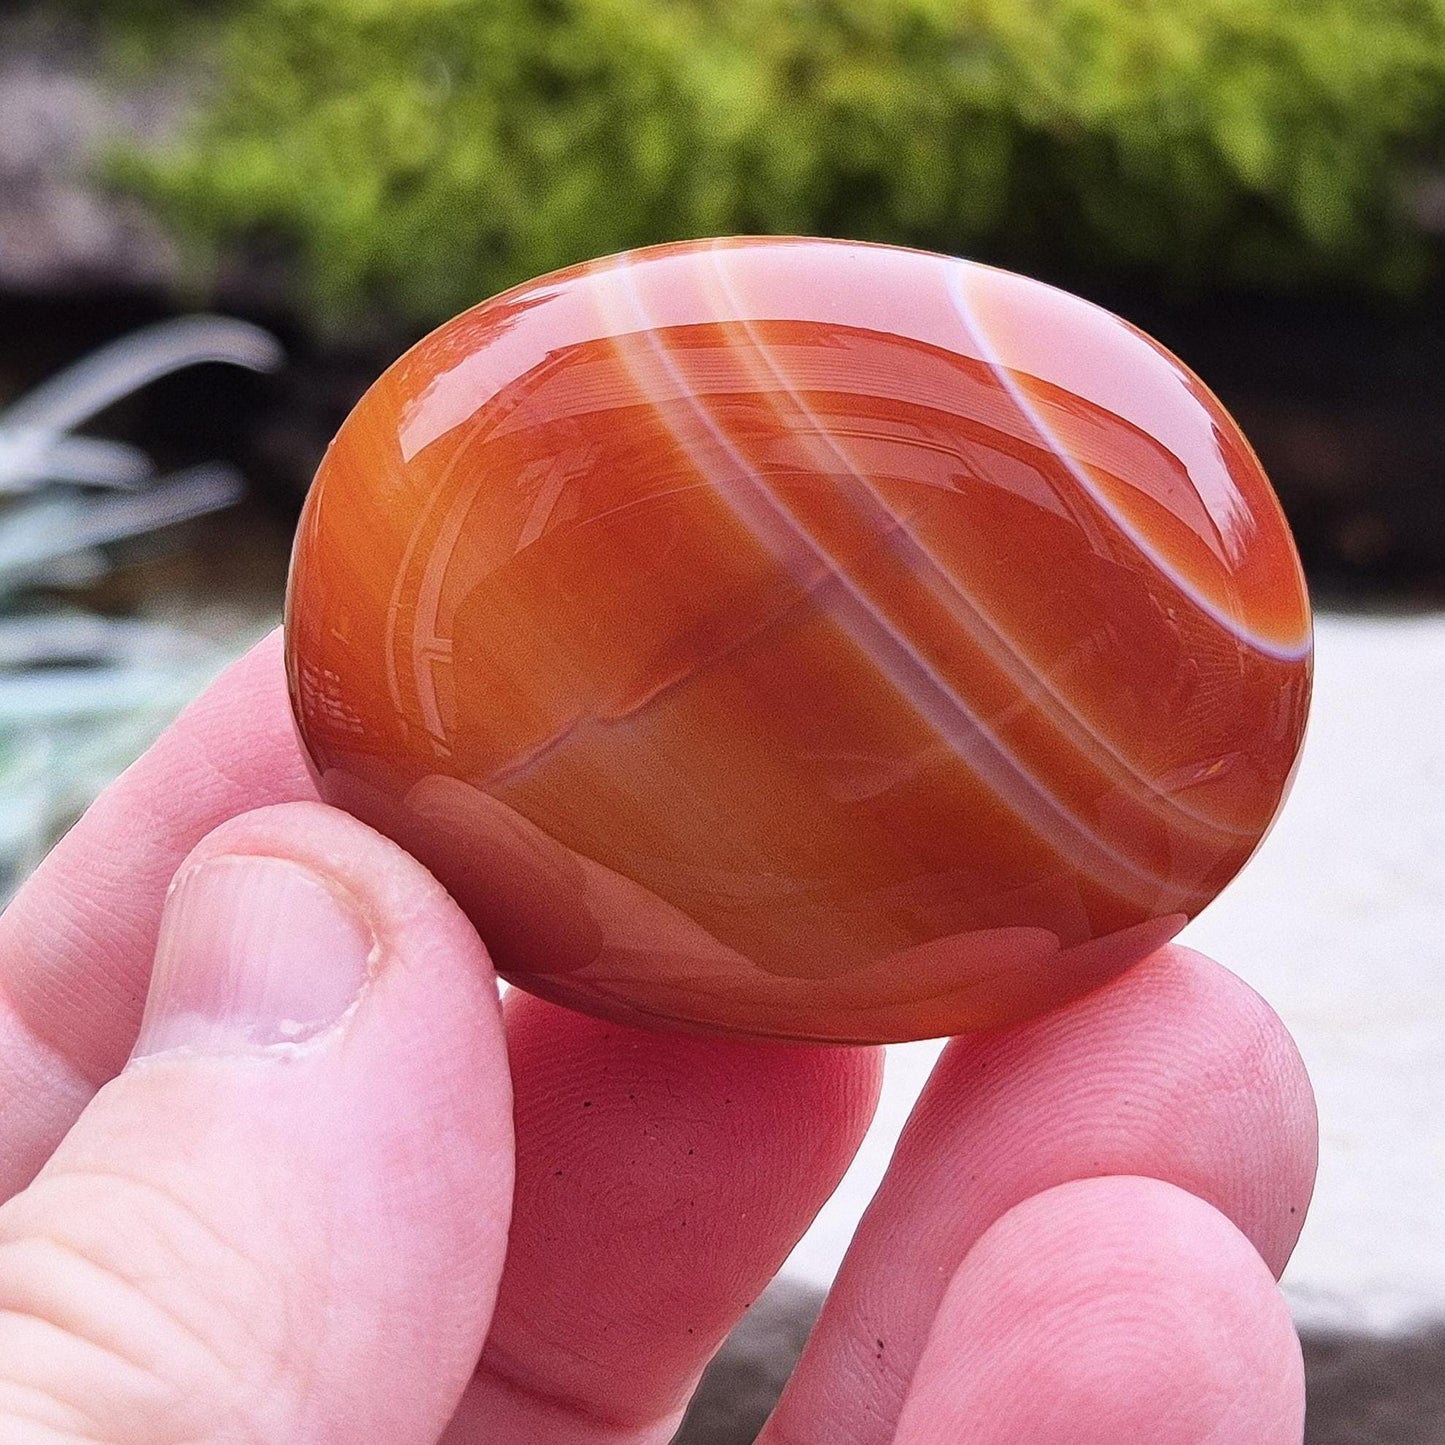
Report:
109,0,1445,326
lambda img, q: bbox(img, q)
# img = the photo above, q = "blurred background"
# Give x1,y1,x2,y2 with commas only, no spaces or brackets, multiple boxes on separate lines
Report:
1,2,1442,1441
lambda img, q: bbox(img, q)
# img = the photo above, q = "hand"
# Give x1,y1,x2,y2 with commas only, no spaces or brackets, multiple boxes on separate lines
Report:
0,630,1317,1443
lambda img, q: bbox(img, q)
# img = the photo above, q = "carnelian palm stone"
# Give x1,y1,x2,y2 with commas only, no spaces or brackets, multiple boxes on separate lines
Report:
285,237,1312,1044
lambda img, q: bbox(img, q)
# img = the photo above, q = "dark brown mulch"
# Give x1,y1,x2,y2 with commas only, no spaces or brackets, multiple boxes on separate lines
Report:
674,1281,1445,1444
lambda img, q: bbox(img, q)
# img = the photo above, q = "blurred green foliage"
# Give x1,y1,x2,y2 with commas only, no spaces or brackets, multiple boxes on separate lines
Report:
107,0,1445,326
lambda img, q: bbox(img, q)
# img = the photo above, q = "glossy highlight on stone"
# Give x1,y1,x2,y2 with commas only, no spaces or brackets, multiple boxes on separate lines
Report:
285,237,1312,1044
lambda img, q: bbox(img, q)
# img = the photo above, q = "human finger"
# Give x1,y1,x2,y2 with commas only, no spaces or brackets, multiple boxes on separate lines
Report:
441,994,883,1445
892,1177,1304,1444
0,801,513,1442
0,628,316,1194
760,945,1316,1445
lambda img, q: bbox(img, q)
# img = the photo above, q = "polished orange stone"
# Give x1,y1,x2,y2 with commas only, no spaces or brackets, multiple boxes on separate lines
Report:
285,237,1311,1043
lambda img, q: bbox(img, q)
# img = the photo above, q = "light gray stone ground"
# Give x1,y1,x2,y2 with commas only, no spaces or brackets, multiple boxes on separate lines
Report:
1187,609,1445,1336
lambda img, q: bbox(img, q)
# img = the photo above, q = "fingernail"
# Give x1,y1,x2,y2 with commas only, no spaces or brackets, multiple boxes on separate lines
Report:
133,855,376,1060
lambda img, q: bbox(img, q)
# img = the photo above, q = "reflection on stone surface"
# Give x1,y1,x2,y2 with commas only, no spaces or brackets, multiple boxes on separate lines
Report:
286,237,1311,1043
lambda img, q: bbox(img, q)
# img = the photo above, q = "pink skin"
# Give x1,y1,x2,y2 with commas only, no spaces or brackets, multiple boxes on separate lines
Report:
0,630,1316,1442
890,1178,1306,1445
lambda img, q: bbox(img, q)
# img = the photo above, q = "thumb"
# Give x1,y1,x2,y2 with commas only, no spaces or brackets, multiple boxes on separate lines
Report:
0,803,514,1444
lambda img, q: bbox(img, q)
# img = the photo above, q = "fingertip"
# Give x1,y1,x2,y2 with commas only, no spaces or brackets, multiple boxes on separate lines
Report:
157,799,513,1187
1155,946,1319,1268
472,991,882,1428
0,797,516,1442
896,1177,1305,1445
169,799,488,963
761,943,1316,1445
0,627,318,1105
927,943,1319,1274
500,992,883,1240
100,628,316,835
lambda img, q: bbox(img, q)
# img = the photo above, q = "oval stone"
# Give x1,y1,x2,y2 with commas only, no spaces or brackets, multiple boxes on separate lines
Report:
285,237,1312,1043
